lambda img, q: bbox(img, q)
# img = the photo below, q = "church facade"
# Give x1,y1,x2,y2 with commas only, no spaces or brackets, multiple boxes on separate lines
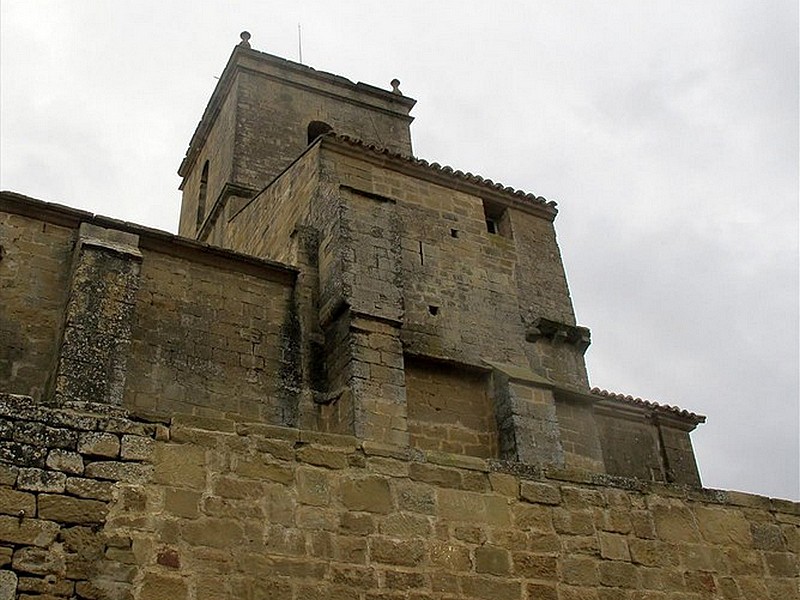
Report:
0,34,796,600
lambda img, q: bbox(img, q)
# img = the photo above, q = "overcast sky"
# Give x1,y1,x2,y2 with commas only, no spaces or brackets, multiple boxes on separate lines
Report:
1,1,797,500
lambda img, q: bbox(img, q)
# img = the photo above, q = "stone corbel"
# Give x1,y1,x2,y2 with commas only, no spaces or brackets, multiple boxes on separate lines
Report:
525,317,591,352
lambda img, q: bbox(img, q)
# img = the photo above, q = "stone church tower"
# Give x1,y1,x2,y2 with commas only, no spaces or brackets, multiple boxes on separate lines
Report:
2,33,794,600
175,32,702,484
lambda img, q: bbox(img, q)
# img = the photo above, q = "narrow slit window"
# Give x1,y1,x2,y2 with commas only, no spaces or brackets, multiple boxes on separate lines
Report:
196,160,209,231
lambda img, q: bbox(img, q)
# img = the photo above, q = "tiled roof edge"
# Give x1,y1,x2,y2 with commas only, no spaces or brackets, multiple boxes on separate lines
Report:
591,387,706,424
325,133,559,216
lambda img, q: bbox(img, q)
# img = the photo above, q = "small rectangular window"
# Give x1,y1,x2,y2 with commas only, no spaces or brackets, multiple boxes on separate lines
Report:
482,200,510,237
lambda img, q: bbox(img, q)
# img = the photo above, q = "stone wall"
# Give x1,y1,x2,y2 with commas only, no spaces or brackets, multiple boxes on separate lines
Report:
124,248,296,425
405,358,497,459
0,393,158,600
0,194,299,427
0,210,73,401
2,394,796,600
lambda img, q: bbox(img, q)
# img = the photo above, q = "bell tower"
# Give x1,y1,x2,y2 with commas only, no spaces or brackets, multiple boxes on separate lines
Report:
177,32,416,242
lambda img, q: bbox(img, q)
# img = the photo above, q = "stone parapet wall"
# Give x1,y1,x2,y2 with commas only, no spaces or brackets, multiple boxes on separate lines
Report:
0,195,299,429
0,393,159,599
4,393,794,600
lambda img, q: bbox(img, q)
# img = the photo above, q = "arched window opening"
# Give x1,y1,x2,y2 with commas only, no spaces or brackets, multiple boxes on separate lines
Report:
307,121,333,145
196,160,209,231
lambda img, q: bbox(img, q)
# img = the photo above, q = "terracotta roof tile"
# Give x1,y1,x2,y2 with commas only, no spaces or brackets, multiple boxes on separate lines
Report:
327,133,558,214
591,387,706,424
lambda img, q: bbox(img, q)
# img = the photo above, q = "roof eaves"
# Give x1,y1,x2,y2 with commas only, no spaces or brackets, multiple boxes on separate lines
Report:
591,387,706,425
322,133,559,219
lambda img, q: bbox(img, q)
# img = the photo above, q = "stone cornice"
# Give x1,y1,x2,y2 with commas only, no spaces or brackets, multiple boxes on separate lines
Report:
0,191,297,286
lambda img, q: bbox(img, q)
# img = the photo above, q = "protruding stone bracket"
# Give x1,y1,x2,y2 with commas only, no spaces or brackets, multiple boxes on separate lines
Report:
484,360,565,470
526,317,591,352
50,223,143,407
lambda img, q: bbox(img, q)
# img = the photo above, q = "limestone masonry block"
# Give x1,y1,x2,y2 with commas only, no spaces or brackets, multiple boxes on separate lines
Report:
77,432,120,458
45,449,84,475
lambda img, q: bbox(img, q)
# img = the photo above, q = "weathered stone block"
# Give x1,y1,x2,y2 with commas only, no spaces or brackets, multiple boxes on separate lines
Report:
764,551,799,577
0,441,47,468
84,461,152,484
0,570,16,600
652,504,701,543
474,545,511,575
15,575,75,596
296,445,349,469
552,508,595,535
488,472,519,497
429,541,471,572
0,488,35,517
152,444,205,489
369,537,425,567
78,432,120,458
234,457,293,484
65,477,115,501
460,575,522,600
296,505,338,531
138,572,188,600
211,475,264,500
164,488,201,519
525,582,558,600
379,512,432,538
393,480,437,515
341,476,393,513
0,465,17,486
409,462,462,489
330,564,378,588
511,552,557,579
180,519,244,549
599,532,631,561
520,481,561,505
37,494,108,524
694,506,752,547
120,435,154,461
598,560,639,588
367,456,409,477
11,546,66,576
46,449,84,474
0,515,59,547
13,422,77,450
561,556,599,586
296,467,331,507
628,539,679,568
17,468,66,493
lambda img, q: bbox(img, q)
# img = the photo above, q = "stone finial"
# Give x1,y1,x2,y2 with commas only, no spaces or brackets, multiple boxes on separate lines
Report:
390,78,402,95
239,31,252,48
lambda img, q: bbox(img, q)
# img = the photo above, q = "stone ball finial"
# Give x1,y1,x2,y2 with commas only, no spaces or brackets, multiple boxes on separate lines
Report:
390,78,402,95
239,31,252,48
